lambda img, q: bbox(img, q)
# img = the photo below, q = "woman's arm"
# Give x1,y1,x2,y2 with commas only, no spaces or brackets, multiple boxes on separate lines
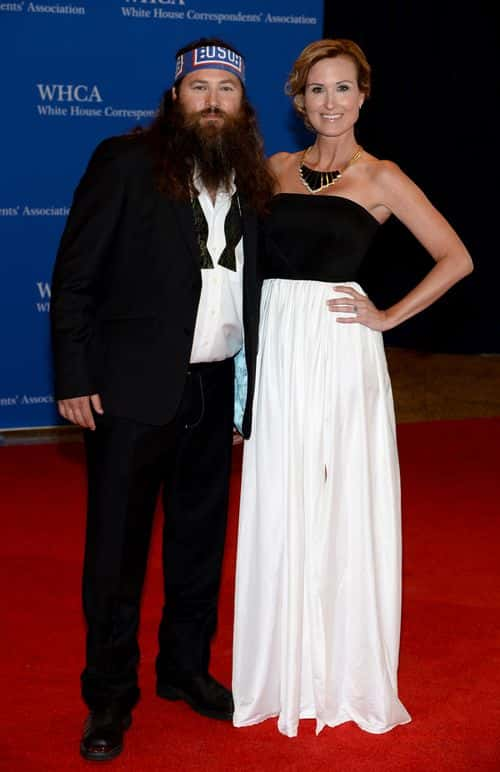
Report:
330,161,473,331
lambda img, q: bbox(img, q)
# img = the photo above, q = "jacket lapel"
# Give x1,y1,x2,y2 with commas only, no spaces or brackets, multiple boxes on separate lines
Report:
241,198,257,304
168,198,200,270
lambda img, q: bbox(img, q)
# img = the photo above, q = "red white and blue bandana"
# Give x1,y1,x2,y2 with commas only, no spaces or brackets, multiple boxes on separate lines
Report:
175,45,245,84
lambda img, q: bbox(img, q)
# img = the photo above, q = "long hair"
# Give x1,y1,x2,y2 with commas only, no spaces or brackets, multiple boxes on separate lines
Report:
140,38,275,215
142,90,273,215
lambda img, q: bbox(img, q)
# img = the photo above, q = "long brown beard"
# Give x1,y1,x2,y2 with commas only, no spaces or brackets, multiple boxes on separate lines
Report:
142,89,275,214
171,103,250,194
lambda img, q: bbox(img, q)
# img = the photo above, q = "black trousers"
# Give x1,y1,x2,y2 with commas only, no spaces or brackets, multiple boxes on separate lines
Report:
80,358,235,713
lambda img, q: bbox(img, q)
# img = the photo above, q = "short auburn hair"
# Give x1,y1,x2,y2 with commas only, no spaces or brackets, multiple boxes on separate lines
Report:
286,39,371,125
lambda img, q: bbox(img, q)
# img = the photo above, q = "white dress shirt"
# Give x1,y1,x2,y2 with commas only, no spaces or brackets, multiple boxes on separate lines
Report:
189,177,244,364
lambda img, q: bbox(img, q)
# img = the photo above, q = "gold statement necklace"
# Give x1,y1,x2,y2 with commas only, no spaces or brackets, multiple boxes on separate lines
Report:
299,146,363,194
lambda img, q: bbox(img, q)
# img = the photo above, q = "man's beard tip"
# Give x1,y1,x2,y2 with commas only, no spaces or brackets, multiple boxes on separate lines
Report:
172,102,251,192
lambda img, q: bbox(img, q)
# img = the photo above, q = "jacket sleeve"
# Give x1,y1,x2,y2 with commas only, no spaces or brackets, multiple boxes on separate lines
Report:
50,138,127,400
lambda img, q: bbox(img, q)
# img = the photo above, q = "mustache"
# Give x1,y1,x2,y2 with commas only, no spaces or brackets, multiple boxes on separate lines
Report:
199,107,226,117
177,107,242,193
182,107,229,128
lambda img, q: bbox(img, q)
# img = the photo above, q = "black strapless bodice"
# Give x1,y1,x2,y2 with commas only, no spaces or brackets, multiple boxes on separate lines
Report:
262,193,380,282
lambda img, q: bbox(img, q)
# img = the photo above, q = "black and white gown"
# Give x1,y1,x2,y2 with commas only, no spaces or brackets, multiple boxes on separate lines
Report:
232,194,411,737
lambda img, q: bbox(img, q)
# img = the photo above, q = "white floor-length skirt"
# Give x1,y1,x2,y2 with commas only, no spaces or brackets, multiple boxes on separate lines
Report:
233,279,411,737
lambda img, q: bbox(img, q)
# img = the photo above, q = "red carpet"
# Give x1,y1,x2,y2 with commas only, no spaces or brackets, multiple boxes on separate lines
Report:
1,418,499,771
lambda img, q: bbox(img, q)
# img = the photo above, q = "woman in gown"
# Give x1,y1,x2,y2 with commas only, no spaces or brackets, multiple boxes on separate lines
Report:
232,39,473,738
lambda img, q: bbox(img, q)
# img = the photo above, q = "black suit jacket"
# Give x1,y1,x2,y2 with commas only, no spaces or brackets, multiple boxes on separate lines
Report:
50,135,260,437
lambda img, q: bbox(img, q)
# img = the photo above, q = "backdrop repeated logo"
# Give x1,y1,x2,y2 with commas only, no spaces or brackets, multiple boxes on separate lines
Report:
0,2,87,14
35,82,157,121
121,0,186,16
0,0,322,429
35,282,51,313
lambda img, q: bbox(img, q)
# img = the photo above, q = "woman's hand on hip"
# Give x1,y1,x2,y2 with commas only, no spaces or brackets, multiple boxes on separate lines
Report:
327,286,390,332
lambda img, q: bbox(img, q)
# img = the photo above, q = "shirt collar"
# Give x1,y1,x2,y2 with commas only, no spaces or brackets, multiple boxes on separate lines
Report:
192,166,236,200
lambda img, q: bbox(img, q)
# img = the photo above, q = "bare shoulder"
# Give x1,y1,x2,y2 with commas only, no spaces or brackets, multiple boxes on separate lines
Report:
357,156,419,204
268,150,301,176
367,157,410,189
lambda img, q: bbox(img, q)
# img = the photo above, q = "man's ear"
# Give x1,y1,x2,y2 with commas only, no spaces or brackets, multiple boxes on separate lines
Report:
172,85,178,102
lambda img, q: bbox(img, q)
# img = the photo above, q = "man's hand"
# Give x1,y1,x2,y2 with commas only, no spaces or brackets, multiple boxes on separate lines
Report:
57,393,104,431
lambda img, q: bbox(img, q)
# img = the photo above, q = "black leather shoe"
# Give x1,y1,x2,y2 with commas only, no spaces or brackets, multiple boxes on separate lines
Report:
157,673,234,721
80,708,132,762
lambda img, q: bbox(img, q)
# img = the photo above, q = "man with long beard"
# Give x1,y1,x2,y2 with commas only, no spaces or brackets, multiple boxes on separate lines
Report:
50,38,274,762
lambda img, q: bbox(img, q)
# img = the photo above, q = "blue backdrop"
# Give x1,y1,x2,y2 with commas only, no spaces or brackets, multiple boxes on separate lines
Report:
0,0,323,430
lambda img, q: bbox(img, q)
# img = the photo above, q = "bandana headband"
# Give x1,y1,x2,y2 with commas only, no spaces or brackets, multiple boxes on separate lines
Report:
175,45,245,84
